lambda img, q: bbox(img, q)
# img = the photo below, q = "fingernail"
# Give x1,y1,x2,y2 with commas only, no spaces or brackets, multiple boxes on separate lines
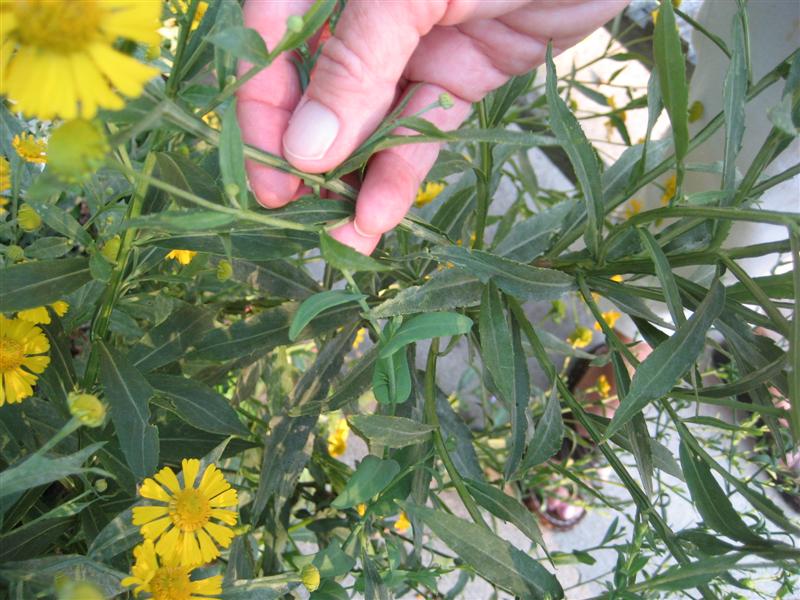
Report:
283,100,339,161
352,218,372,238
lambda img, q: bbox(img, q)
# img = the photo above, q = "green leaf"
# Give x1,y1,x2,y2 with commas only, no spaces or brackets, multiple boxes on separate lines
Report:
430,246,575,302
379,312,473,358
155,152,224,206
638,554,744,592
372,349,412,405
289,290,365,341
493,201,574,262
331,456,401,509
545,43,603,258
639,228,685,326
606,280,726,438
0,443,105,500
269,197,353,225
129,304,216,372
436,392,484,481
678,439,763,545
97,341,159,479
0,555,128,598
89,250,112,283
401,502,563,600
319,231,391,272
293,346,377,416
722,11,748,192
149,374,248,436
515,386,564,477
349,415,435,448
0,258,92,312
207,26,270,66
25,199,92,246
654,0,689,168
150,228,316,260
464,479,545,549
371,269,483,318
222,258,321,300
310,581,349,600
220,99,249,207
127,211,236,232
23,236,73,259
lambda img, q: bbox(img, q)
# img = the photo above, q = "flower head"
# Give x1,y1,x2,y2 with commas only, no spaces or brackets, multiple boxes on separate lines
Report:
122,539,222,600
356,503,367,517
661,175,677,205
56,580,105,600
610,275,624,283
624,199,642,219
327,418,350,458
48,119,109,182
1,0,161,120
352,327,367,351
594,310,621,332
597,374,612,398
17,204,41,232
215,260,233,282
0,157,10,193
12,133,47,164
301,564,320,593
18,301,69,325
394,511,411,533
415,182,445,208
166,250,197,266
132,459,239,566
567,326,593,349
67,391,107,428
0,315,50,406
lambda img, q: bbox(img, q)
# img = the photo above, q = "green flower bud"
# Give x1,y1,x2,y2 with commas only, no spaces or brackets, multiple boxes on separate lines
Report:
17,203,41,232
100,235,121,263
67,392,107,428
216,259,233,281
94,478,108,493
48,119,109,183
56,580,105,600
301,564,320,592
6,244,25,262
287,15,304,33
224,182,240,200
439,93,454,109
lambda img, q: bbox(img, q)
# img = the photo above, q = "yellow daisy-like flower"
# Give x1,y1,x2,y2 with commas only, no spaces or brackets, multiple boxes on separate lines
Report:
12,132,47,164
122,539,222,600
301,564,320,593
166,250,197,266
661,174,677,205
0,197,8,216
394,511,411,533
132,459,239,567
415,181,445,208
17,301,69,325
596,374,612,399
327,418,350,458
0,315,50,406
352,327,367,351
0,0,161,120
0,157,10,193
356,503,367,517
624,199,642,219
610,274,624,283
567,325,593,349
594,310,621,332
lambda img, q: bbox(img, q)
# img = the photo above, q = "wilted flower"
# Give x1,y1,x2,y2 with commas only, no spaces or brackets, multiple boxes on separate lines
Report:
301,564,320,592
67,391,107,428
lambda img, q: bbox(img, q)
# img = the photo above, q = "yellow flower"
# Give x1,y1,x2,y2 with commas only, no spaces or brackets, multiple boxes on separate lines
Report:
661,174,677,205
394,511,411,533
415,181,445,208
17,301,69,325
352,327,367,351
567,326,592,349
132,459,239,566
597,374,612,398
48,119,109,182
56,580,105,600
0,0,161,120
67,391,106,428
327,418,349,458
12,132,47,164
624,199,642,219
122,540,222,600
594,310,621,332
688,100,704,123
611,275,624,283
174,0,209,31
301,564,320,593
0,157,10,193
0,315,50,406
356,503,367,517
200,110,220,131
652,0,681,23
604,96,626,140
166,250,198,266
17,203,41,232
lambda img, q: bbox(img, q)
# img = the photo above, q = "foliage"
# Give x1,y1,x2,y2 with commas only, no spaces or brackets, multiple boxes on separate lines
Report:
0,0,799,598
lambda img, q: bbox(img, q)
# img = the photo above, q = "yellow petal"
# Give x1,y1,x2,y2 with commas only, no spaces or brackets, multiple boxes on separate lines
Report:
21,355,50,374
203,521,234,548
139,517,172,541
154,466,182,495
180,531,203,566
190,575,223,597
132,505,169,525
155,524,181,558
210,508,238,526
140,477,171,502
88,43,158,97
209,488,237,508
195,528,220,564
182,459,201,489
198,465,228,498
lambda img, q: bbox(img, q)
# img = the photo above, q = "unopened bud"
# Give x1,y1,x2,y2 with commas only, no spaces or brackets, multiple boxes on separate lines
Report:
100,235,121,263
17,204,41,232
439,93,454,109
287,15,304,33
6,244,24,262
67,392,107,428
94,478,108,493
216,259,233,281
224,182,240,199
301,564,320,592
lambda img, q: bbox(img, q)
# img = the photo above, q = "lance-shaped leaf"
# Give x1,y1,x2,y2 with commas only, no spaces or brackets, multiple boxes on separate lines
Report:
379,312,473,358
514,386,564,478
349,415,435,449
0,258,92,312
331,456,401,509
606,280,725,438
289,290,365,341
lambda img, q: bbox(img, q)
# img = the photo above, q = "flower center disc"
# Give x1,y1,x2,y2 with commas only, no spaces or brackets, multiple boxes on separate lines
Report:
13,0,104,52
0,337,24,372
170,488,211,531
150,566,192,600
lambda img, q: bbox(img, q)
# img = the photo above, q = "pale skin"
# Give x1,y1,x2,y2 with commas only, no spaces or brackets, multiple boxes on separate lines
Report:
237,0,630,255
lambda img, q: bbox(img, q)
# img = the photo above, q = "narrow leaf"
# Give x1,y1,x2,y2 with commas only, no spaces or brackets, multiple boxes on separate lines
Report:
515,386,564,477
289,290,364,341
331,456,401,509
464,479,546,549
379,312,473,358
349,415,435,449
0,258,91,312
320,231,391,272
220,99,249,207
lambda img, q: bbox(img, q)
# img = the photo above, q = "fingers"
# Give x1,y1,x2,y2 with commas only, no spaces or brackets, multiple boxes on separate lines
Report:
237,0,313,208
328,83,471,250
281,1,448,173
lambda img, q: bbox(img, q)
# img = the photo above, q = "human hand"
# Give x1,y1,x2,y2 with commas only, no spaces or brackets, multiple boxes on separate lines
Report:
237,0,629,254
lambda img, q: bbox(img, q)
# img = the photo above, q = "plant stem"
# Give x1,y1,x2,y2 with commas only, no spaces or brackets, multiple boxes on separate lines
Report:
473,100,493,250
424,339,488,529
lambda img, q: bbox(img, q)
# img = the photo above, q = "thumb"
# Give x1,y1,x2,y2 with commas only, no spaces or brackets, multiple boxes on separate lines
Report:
281,2,446,173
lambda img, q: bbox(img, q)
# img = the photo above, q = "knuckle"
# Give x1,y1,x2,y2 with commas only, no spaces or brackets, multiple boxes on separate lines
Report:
315,37,372,91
